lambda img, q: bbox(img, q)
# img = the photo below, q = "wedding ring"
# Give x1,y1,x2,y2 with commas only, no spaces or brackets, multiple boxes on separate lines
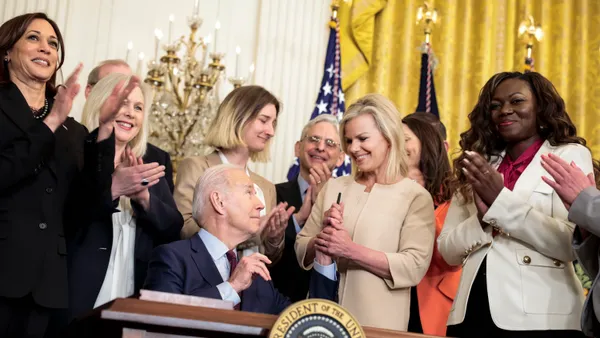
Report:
483,171,490,175
141,178,149,186
317,180,322,184
56,84,68,91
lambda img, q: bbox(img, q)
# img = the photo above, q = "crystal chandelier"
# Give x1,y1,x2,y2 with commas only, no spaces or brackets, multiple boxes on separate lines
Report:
142,13,251,171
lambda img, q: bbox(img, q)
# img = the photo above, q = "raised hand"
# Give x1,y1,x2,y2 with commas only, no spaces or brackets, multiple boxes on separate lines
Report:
293,185,313,227
228,253,272,293
44,63,84,132
125,148,165,210
541,153,596,210
112,147,165,204
461,150,504,206
97,76,141,141
261,202,295,244
309,162,332,201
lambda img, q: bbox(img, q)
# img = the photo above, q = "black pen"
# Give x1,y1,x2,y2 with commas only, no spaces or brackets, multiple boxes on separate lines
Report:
336,192,342,204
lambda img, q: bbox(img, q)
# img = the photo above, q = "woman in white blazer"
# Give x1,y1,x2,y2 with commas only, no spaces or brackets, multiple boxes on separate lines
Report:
438,71,597,338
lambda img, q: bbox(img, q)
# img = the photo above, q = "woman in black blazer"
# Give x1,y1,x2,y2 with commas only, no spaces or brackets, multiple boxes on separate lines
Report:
67,73,183,321
0,13,139,338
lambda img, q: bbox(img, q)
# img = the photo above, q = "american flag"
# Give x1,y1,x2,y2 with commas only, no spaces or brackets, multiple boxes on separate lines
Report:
415,43,440,117
286,15,351,181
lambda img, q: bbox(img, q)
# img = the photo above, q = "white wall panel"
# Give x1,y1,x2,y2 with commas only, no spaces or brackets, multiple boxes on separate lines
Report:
1,0,330,183
248,0,331,183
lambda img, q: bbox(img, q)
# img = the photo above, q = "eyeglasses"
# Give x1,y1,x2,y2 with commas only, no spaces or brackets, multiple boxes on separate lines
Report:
303,135,341,150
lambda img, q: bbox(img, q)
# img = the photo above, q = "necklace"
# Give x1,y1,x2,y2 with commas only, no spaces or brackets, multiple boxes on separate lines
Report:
31,98,49,120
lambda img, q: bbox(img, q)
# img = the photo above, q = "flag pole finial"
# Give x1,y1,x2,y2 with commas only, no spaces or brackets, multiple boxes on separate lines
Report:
416,1,439,45
518,15,543,72
331,0,340,20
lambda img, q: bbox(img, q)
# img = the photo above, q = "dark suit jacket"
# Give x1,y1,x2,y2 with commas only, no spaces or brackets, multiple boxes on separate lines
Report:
67,148,183,320
145,143,173,193
0,83,114,309
270,178,310,302
143,234,337,315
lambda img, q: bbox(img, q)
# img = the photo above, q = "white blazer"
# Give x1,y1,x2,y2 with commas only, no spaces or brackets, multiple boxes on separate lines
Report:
438,141,592,331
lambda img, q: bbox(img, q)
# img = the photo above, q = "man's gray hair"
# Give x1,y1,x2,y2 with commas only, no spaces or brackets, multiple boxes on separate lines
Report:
191,164,240,226
299,114,340,140
87,59,130,86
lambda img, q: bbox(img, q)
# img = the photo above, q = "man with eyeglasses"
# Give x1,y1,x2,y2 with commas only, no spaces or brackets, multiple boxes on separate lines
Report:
270,114,345,302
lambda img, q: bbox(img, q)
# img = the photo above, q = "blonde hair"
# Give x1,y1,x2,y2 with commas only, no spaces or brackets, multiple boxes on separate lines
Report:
204,85,281,162
81,73,150,157
340,93,408,183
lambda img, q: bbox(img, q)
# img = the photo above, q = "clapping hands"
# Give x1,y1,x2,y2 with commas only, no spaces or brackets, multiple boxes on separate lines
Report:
112,147,165,210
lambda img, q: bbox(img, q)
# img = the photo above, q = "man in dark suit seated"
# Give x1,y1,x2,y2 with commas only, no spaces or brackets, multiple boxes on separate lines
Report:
271,114,344,302
143,164,337,314
85,59,174,192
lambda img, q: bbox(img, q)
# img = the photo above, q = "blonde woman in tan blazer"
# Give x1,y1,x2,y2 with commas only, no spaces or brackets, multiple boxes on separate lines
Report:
295,94,435,331
174,86,294,262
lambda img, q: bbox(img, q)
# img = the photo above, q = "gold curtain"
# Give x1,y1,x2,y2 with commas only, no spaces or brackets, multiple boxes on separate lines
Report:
340,0,600,157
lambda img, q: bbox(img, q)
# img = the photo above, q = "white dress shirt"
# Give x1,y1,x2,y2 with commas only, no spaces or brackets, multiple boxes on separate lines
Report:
198,229,337,306
94,206,136,308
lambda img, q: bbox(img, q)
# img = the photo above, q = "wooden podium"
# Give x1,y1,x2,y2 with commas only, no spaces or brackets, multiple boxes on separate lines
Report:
67,298,441,338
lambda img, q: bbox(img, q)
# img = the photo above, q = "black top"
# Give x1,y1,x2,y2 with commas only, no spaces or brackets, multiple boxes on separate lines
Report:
0,82,114,309
145,143,173,193
66,145,183,320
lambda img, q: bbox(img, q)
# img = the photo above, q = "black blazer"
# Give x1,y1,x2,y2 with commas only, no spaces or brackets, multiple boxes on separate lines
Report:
270,178,311,302
67,149,183,321
143,234,337,315
145,143,173,193
0,83,114,309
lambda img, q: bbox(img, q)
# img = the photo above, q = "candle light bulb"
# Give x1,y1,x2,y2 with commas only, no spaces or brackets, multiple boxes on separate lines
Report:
249,63,255,74
168,14,175,44
154,29,163,40
193,0,200,15
204,34,211,44
213,21,221,53
235,46,241,77
125,41,134,64
136,52,145,76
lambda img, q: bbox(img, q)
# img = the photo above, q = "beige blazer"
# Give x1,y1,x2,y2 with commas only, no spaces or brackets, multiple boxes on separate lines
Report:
438,141,591,331
295,176,435,331
173,152,281,260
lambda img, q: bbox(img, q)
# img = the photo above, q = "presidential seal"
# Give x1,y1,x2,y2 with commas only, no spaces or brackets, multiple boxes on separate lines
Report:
269,299,365,338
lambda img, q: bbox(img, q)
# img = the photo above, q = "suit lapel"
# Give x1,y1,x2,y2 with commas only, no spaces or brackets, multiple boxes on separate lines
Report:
46,120,69,178
190,235,224,287
280,179,303,241
512,140,553,199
